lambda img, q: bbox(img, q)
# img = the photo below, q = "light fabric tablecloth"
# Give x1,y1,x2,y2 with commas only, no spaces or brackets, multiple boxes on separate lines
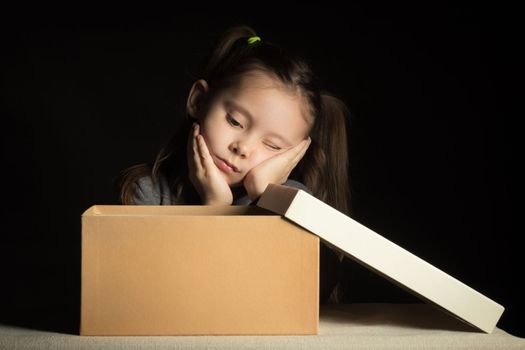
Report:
1,303,524,350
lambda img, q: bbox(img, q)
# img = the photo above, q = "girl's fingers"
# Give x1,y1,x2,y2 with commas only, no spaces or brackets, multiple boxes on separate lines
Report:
187,122,196,156
195,125,203,159
192,123,216,173
192,123,204,173
197,133,215,169
268,137,310,175
192,124,198,154
290,137,311,164
283,139,310,175
187,123,196,169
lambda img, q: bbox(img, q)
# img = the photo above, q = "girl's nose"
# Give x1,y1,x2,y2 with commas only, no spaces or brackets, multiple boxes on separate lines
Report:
230,139,253,158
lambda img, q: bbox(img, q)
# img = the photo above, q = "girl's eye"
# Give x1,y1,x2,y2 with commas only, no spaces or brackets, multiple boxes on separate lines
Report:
266,143,281,151
227,114,242,128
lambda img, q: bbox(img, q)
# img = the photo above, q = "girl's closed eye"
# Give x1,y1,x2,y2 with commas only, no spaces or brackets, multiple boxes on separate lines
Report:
265,143,281,151
226,114,243,128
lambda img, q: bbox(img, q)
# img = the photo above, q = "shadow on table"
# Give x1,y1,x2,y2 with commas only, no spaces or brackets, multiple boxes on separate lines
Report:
320,303,479,332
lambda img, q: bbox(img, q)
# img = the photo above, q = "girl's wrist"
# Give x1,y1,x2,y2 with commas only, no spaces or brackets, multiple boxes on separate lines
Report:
245,182,265,201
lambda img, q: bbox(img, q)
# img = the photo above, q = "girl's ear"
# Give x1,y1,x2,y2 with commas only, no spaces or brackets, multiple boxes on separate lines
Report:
186,79,209,119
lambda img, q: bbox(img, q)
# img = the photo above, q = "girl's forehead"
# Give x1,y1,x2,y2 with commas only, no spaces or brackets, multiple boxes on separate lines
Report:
218,72,311,123
226,71,290,96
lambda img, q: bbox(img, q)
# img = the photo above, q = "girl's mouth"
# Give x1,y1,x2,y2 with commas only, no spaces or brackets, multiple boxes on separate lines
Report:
215,157,238,174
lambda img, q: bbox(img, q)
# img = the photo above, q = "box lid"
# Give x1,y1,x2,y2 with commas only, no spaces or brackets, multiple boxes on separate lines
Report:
256,183,505,333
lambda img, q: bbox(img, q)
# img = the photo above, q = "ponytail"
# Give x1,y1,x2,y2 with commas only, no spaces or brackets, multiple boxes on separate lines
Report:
293,92,352,216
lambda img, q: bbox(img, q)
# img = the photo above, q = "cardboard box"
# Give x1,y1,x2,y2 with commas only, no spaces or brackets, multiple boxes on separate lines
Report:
81,205,319,336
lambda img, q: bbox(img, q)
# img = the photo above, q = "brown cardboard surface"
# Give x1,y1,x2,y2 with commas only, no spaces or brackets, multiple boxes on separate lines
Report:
81,205,319,336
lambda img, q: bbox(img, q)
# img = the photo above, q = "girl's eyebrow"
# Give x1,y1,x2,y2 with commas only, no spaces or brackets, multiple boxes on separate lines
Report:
224,99,294,146
225,100,255,121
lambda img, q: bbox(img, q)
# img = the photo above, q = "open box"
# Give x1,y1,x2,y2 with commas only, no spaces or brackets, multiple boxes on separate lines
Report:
81,184,504,336
81,205,319,336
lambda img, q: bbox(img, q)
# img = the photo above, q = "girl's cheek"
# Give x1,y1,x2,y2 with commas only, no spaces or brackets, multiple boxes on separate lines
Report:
252,152,271,167
260,149,278,160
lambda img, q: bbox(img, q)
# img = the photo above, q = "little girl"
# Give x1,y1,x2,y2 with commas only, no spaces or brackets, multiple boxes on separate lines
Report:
116,25,352,304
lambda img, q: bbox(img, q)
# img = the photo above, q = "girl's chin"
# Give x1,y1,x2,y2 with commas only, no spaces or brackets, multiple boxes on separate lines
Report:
224,175,245,188
228,179,244,188
230,183,244,189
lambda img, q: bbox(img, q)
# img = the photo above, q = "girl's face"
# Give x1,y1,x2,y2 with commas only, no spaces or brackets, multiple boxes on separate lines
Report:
188,71,312,187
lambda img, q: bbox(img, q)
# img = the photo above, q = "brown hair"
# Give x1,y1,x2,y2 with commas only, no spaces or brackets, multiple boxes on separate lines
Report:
116,24,352,216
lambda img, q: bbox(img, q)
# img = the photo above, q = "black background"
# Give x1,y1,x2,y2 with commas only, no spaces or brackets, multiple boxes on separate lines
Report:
1,3,521,337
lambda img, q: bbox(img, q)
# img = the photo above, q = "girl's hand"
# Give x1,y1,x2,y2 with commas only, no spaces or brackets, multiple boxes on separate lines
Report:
187,122,233,205
243,137,312,200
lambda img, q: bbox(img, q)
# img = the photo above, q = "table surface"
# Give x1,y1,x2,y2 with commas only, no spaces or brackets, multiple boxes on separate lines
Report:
1,303,524,350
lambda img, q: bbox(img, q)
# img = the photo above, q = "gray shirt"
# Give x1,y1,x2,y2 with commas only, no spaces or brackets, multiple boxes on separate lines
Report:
133,174,313,205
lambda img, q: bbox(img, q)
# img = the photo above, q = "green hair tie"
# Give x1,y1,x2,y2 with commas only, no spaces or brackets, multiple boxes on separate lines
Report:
247,36,261,45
